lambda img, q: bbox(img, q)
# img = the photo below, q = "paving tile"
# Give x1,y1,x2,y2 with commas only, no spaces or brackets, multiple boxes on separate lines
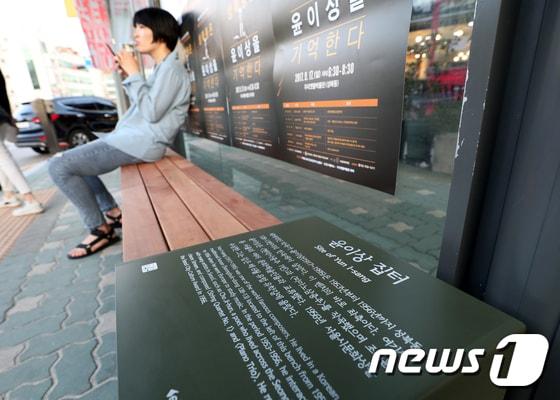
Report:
33,249,60,265
48,339,97,399
2,297,68,332
26,262,56,277
5,378,51,400
55,280,99,299
375,226,413,244
102,253,122,266
389,213,423,228
20,321,96,361
363,233,400,252
0,314,66,348
39,241,64,252
75,262,102,282
64,291,99,326
1,254,36,269
384,197,402,204
387,222,414,233
6,295,45,317
17,268,76,298
80,378,119,400
99,271,115,290
1,263,32,281
94,352,116,383
411,235,443,253
0,353,57,394
0,279,24,298
0,343,25,373
408,223,439,240
49,227,88,242
96,332,116,358
0,255,24,267
98,296,115,315
358,216,392,231
427,209,447,218
94,311,116,337
99,284,114,304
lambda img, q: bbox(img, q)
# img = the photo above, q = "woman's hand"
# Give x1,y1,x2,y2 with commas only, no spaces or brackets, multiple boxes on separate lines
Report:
115,61,128,79
115,50,140,78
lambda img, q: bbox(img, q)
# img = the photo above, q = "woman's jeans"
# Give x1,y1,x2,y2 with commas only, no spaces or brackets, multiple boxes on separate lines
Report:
48,139,141,229
0,124,32,195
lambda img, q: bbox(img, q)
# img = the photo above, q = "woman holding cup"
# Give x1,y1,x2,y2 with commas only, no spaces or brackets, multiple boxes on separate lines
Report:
48,7,191,259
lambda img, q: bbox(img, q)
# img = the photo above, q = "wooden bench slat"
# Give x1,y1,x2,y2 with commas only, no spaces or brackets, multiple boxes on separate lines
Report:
137,163,210,250
155,157,249,240
167,155,281,230
121,164,169,262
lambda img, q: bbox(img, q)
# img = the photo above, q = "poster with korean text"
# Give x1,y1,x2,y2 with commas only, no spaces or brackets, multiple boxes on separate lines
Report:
272,0,412,194
180,11,206,137
221,0,280,157
187,0,232,144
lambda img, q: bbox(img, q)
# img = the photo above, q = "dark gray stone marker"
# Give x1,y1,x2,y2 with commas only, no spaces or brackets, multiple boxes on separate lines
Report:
117,217,524,399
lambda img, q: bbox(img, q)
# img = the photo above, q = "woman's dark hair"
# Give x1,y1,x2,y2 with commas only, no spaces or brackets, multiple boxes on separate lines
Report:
133,8,180,51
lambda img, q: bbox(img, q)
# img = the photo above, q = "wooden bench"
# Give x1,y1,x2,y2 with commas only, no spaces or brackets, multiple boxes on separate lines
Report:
120,150,281,262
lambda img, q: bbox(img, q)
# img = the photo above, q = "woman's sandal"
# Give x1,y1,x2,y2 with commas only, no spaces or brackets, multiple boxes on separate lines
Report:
105,212,122,228
67,227,120,260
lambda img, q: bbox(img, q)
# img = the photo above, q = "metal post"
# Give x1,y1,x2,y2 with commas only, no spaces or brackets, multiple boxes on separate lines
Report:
112,71,129,118
31,98,59,154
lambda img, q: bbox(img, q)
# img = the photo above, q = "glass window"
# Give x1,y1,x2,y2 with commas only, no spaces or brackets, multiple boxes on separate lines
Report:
182,0,476,276
67,102,98,111
96,103,116,111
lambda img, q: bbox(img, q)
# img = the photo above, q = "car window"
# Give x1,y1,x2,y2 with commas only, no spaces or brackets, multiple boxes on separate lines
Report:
15,103,35,119
70,103,99,111
96,103,116,111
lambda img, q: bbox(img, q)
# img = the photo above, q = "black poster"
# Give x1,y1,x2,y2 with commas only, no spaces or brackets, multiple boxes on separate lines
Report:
272,0,411,194
220,0,281,157
180,12,206,137
187,0,232,144
181,0,412,193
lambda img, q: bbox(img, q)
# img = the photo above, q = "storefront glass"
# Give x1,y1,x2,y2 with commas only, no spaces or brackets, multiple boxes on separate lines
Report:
182,0,476,275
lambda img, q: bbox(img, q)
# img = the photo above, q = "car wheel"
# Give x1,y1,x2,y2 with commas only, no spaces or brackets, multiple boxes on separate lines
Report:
32,146,50,154
68,129,91,147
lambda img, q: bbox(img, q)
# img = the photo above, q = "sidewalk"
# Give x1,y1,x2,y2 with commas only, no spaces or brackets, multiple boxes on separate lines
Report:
0,159,122,399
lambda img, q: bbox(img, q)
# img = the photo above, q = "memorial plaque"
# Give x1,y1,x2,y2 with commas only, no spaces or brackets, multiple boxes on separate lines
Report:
117,218,524,399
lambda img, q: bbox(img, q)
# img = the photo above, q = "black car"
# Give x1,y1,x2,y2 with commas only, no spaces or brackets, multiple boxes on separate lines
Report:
14,96,118,154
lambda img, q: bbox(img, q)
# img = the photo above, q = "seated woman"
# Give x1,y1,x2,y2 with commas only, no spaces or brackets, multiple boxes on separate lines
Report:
49,7,191,259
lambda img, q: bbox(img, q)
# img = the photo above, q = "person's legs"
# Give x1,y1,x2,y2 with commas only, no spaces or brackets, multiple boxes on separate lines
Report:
48,140,141,258
0,166,20,207
48,139,140,229
83,175,122,227
0,164,16,195
0,139,42,213
0,139,32,194
83,176,119,212
0,152,15,192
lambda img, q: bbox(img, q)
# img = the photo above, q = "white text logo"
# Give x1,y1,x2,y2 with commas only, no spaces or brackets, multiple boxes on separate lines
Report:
369,334,548,387
166,388,179,400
